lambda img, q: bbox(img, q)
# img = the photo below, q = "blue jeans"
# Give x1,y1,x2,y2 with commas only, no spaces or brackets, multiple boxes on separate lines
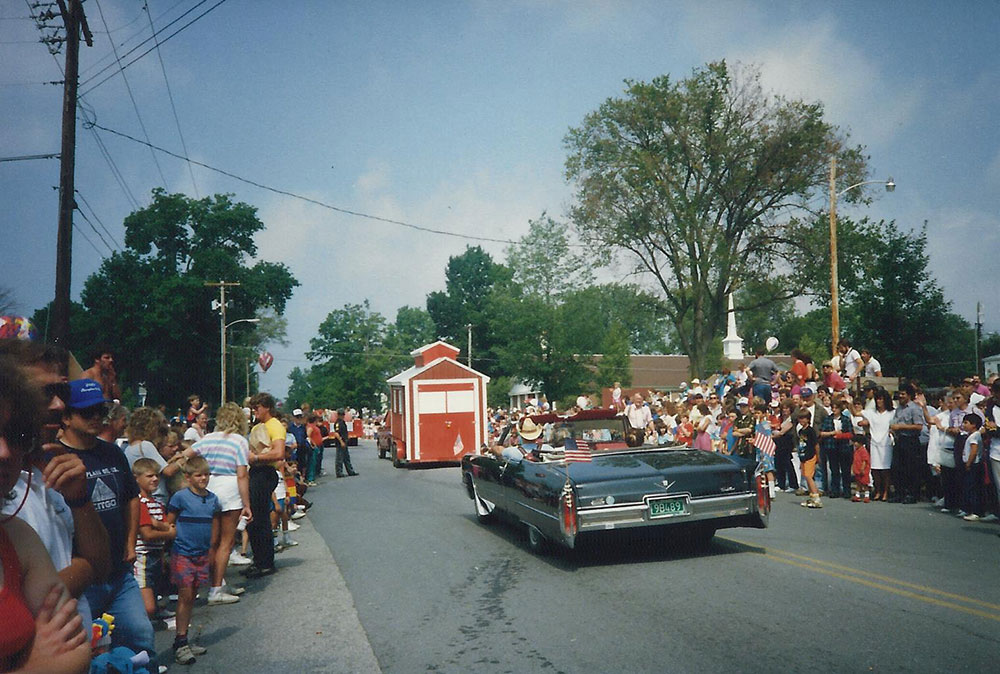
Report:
814,449,826,492
752,382,772,404
84,569,156,663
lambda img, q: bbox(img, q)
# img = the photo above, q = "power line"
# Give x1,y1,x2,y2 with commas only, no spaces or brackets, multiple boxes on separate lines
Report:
92,0,168,187
87,121,527,246
144,0,198,196
74,204,116,254
79,0,227,97
72,221,105,257
79,0,188,76
74,189,123,250
0,152,60,162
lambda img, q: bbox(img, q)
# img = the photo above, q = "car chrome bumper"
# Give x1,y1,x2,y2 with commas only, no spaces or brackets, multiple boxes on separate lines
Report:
576,492,758,532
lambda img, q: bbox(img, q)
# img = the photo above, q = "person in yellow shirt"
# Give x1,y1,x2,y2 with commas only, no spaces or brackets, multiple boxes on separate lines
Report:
243,393,285,579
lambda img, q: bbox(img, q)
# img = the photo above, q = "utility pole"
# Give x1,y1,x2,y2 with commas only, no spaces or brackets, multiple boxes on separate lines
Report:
466,323,472,368
51,0,92,346
975,301,983,378
205,281,240,403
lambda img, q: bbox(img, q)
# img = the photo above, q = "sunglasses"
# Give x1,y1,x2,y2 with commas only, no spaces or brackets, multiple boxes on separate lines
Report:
43,382,72,404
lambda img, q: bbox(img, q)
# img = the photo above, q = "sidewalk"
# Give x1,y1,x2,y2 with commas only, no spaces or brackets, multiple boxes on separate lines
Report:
152,513,381,672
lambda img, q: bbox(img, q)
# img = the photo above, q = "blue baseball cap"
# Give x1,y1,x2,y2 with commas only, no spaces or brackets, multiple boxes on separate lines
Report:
68,379,108,409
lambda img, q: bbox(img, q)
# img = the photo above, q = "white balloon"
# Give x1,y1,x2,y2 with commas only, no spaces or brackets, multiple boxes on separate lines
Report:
765,336,779,351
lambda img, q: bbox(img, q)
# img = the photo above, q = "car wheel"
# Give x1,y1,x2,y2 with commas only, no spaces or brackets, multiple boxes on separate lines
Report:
526,524,547,553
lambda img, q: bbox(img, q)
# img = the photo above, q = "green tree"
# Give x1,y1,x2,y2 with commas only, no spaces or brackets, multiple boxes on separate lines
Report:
559,284,671,355
305,301,389,409
61,189,297,406
735,279,797,354
504,213,592,305
595,323,632,388
840,222,973,385
383,305,437,373
426,246,511,375
564,61,868,376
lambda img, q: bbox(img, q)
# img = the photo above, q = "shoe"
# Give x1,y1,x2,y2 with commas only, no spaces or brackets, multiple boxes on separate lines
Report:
287,521,301,531
228,552,253,566
290,511,306,520
851,495,861,502
188,644,207,655
956,510,968,517
335,474,345,478
222,584,245,596
802,499,823,509
963,513,981,521
348,472,359,476
981,513,998,522
274,543,285,553
795,488,807,496
159,666,169,673
940,508,952,513
784,487,796,493
282,538,299,547
863,495,871,503
243,565,276,579
174,644,196,665
207,591,240,605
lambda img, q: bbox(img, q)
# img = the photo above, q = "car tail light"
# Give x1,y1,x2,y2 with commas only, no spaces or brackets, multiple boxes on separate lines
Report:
756,474,770,515
560,486,577,537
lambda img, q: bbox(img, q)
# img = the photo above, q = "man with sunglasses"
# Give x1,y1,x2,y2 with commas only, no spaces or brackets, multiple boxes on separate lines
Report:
0,339,111,627
60,378,155,664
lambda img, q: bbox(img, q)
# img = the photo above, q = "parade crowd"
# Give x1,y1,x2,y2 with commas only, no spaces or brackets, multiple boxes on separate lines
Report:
0,337,364,672
487,339,1000,518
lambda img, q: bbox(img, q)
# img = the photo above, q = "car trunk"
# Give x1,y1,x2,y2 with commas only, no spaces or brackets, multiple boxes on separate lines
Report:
565,449,752,503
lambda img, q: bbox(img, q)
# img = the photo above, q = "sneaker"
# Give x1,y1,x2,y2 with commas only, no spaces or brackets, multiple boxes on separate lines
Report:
188,644,207,655
207,591,240,605
962,513,981,521
290,510,306,520
228,552,253,566
956,510,968,517
863,494,871,503
784,487,796,493
851,495,861,502
274,543,285,553
806,499,823,509
174,644,196,665
243,565,277,579
222,584,245,596
939,508,951,513
282,538,299,547
287,520,301,531
981,513,998,522
159,666,169,673
795,488,807,496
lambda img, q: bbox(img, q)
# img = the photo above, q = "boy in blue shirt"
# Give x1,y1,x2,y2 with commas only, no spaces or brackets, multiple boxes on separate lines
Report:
166,456,221,665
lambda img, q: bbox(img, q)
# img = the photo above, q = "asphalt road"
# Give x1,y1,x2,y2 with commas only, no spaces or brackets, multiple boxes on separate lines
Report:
310,441,1000,673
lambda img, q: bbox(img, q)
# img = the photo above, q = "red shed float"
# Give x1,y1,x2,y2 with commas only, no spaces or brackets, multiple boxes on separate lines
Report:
386,341,489,467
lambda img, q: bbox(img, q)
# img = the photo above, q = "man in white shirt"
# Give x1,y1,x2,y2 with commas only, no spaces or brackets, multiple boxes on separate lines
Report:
625,393,654,436
838,339,863,382
860,348,882,377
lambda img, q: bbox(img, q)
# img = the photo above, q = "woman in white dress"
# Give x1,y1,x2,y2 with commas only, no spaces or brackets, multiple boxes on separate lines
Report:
861,390,894,501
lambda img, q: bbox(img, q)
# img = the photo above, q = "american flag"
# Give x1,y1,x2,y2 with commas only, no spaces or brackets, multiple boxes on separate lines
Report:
752,422,776,456
563,438,593,463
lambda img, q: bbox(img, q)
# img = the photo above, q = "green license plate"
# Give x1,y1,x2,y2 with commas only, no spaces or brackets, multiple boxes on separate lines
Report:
648,497,688,518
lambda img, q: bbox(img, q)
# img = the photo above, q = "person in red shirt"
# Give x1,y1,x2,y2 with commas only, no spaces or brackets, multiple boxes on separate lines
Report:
822,361,847,392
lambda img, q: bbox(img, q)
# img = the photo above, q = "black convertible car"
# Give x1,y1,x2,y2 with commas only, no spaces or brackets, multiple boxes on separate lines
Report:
462,409,769,552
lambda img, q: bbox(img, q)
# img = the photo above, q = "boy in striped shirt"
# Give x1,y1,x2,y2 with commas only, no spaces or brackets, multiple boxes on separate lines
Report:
133,457,176,620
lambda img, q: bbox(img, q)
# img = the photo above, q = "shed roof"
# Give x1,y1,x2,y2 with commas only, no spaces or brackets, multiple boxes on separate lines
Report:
387,355,490,386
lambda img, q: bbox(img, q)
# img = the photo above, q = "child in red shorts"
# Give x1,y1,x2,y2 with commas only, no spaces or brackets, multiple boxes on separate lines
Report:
165,456,221,665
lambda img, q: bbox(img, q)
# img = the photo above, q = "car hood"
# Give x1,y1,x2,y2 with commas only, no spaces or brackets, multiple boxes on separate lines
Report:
562,449,754,502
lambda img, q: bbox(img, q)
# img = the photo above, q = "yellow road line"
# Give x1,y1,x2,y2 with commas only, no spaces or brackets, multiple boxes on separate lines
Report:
719,537,1000,622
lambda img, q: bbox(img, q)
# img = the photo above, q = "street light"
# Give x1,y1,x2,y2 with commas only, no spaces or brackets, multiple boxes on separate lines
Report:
222,317,260,403
828,157,895,356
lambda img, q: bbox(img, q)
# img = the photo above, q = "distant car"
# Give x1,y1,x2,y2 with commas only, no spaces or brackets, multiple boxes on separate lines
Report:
461,409,769,552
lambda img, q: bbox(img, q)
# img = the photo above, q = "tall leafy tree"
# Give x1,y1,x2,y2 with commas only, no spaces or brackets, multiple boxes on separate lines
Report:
559,284,671,355
503,213,592,305
426,246,511,375
306,301,389,410
383,305,437,373
595,323,633,389
564,61,868,375
63,189,297,406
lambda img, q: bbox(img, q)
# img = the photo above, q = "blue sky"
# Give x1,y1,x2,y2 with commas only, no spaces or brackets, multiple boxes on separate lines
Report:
3,1,999,398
